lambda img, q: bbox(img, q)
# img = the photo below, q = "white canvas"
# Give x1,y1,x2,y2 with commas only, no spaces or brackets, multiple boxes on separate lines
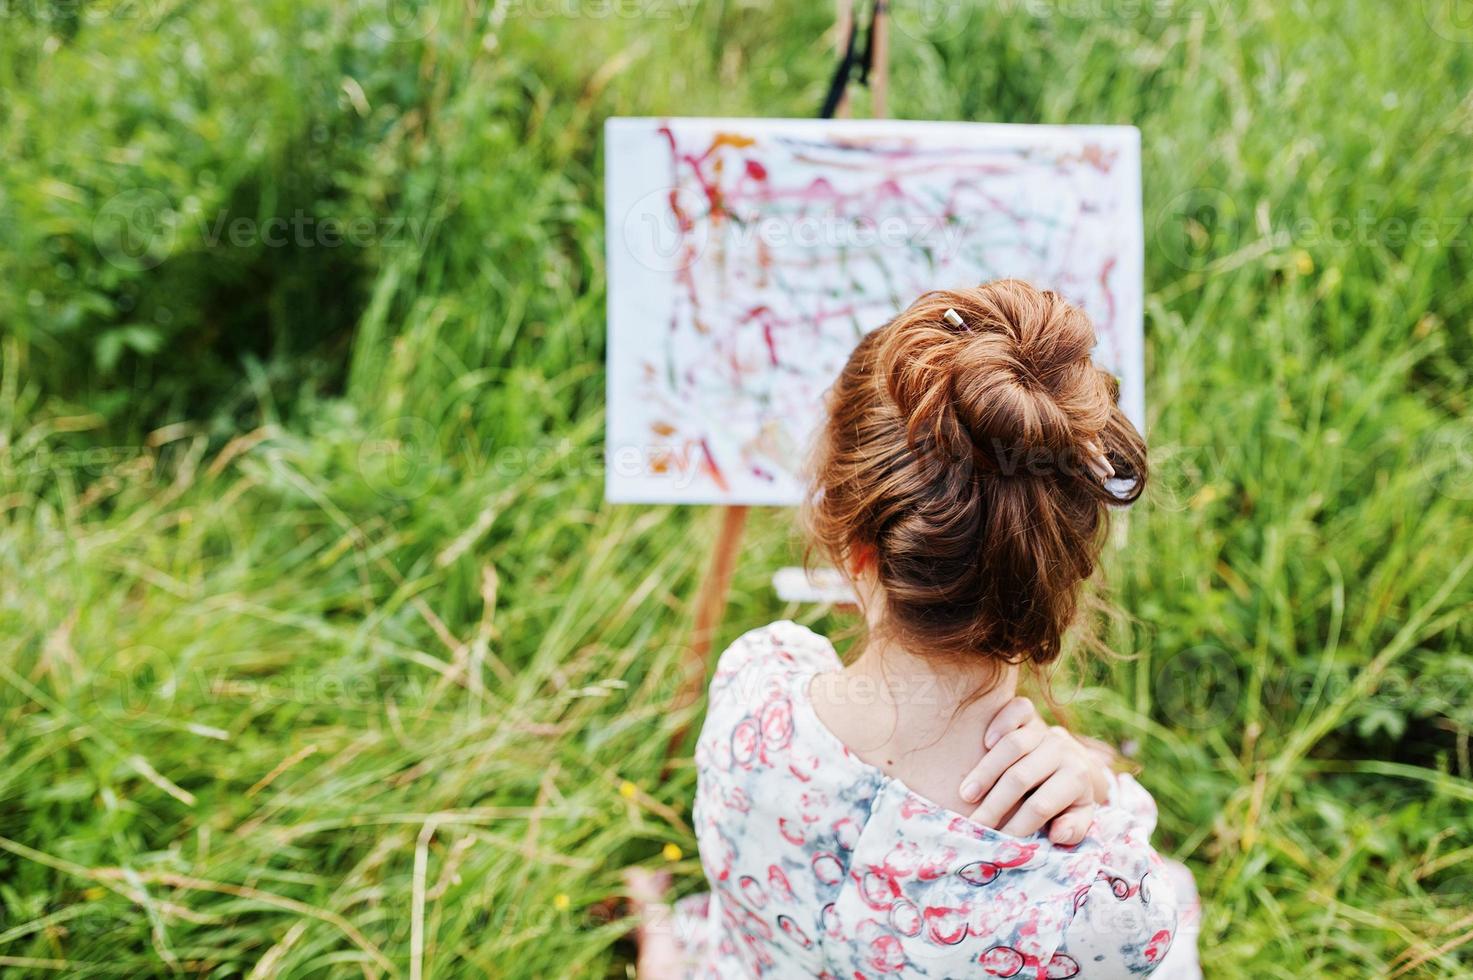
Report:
605,116,1144,505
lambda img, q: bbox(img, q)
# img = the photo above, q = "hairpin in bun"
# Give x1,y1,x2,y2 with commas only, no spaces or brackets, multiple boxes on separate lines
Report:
1084,439,1116,481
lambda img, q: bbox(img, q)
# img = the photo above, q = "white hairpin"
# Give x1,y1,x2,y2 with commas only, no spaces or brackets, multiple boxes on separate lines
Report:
1084,439,1116,481
943,308,965,329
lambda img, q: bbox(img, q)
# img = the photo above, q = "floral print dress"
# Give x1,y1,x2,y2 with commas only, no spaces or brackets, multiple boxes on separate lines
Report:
671,621,1201,979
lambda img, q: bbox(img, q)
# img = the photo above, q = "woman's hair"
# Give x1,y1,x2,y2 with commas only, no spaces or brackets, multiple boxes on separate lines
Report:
805,279,1147,674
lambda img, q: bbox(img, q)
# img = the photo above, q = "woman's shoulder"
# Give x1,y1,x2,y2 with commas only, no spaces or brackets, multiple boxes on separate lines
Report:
698,620,850,784
711,620,839,688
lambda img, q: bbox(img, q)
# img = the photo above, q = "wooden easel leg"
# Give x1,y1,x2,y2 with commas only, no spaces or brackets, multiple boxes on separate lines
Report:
664,505,749,767
870,1,889,119
690,505,750,667
834,0,888,119
835,0,854,118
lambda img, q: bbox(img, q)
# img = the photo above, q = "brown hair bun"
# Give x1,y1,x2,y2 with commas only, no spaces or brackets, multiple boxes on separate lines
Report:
805,279,1148,669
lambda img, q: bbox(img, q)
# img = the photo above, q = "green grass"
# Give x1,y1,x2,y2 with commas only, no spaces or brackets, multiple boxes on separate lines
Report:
2,0,1472,975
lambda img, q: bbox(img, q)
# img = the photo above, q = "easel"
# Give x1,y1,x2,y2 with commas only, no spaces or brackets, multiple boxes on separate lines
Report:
666,0,891,764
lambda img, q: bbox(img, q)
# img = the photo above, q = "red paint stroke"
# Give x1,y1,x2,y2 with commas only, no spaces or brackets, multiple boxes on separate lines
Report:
698,438,729,492
1097,256,1117,327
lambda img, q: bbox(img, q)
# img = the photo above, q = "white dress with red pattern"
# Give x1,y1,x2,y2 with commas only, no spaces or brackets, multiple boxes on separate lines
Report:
672,621,1202,979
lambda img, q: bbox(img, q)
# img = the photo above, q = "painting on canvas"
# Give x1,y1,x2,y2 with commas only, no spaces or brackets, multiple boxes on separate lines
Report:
604,117,1144,505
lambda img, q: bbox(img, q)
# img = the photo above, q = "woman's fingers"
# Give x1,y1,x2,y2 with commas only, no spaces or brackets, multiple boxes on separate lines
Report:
959,719,1047,804
968,744,1058,827
1047,802,1095,846
1000,769,1093,837
963,704,1110,836
983,697,1037,750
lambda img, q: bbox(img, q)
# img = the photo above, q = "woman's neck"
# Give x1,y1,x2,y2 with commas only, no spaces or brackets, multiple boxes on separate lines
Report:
845,634,1020,751
809,632,1019,816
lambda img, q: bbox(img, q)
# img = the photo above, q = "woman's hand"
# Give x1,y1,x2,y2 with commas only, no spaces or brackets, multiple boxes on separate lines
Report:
957,697,1112,845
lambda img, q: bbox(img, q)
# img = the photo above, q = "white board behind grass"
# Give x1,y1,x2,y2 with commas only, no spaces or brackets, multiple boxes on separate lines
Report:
605,117,1144,505
771,566,859,606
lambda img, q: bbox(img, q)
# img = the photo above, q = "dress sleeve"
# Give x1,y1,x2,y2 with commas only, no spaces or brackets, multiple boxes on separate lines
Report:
697,621,839,788
709,621,837,701
1046,772,1180,975
824,779,1180,977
